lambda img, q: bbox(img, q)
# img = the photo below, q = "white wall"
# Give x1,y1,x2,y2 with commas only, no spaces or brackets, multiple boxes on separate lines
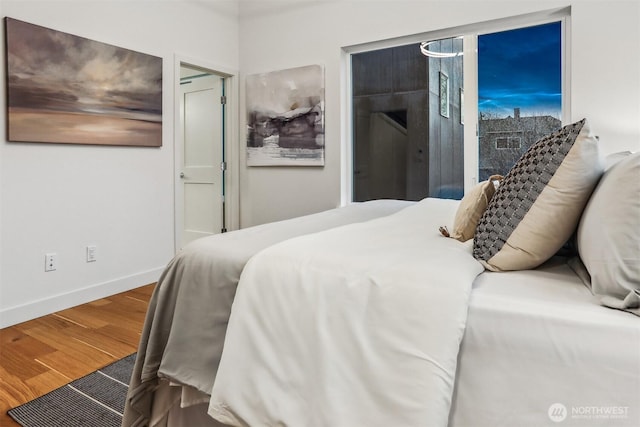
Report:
1,0,638,327
0,0,239,327
238,0,640,227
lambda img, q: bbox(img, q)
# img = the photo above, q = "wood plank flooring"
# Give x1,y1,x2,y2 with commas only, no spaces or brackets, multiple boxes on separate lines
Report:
0,283,155,427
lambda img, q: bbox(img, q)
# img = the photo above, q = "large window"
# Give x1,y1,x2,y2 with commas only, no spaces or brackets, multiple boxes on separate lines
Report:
346,10,568,203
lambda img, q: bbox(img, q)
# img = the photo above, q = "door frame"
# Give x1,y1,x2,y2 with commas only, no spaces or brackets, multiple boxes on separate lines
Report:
173,54,239,252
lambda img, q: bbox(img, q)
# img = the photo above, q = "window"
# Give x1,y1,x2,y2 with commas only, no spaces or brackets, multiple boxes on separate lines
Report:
495,136,521,149
344,9,568,203
478,22,563,180
351,37,464,202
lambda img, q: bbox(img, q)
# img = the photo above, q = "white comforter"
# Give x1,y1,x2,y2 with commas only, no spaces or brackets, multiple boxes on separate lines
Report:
123,199,412,427
209,198,484,427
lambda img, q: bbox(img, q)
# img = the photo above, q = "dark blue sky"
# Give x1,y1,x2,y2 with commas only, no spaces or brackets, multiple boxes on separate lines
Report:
478,22,561,118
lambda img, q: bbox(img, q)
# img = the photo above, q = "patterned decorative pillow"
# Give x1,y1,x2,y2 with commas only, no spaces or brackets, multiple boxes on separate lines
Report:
473,119,602,271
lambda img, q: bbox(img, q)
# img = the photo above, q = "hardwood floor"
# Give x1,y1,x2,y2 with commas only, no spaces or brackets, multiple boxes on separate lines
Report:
0,283,155,427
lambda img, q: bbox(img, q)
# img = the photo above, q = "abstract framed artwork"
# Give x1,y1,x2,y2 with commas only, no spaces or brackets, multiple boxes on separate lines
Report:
439,71,449,118
5,18,163,147
246,64,324,166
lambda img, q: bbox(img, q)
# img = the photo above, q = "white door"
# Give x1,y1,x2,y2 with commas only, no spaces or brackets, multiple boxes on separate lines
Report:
178,73,224,248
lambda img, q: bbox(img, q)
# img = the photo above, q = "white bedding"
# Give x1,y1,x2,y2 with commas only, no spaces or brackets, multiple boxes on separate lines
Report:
451,258,640,427
123,199,414,427
149,258,640,427
124,197,640,427
208,198,484,426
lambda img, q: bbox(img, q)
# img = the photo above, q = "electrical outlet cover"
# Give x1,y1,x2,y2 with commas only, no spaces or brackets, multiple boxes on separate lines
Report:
45,253,57,272
87,245,97,262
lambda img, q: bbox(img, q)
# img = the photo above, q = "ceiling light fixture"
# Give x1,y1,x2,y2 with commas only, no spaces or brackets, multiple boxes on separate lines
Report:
420,37,464,58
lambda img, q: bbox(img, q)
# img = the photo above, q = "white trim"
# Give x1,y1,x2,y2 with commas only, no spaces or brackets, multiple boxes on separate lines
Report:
340,7,571,202
0,267,164,328
462,34,479,192
561,14,572,124
339,48,353,206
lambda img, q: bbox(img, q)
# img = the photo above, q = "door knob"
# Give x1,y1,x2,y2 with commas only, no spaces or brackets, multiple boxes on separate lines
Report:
180,172,185,178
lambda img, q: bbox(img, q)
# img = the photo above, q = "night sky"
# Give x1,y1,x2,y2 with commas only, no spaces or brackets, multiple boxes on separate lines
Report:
478,22,561,118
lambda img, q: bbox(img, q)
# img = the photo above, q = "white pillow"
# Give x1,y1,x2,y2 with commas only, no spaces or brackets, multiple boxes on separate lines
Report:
604,151,632,170
576,151,640,315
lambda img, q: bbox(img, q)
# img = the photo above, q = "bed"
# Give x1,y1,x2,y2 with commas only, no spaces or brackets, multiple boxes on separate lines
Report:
123,121,639,427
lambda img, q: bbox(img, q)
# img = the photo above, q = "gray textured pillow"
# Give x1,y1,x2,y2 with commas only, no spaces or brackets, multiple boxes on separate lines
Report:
575,151,640,315
473,119,602,271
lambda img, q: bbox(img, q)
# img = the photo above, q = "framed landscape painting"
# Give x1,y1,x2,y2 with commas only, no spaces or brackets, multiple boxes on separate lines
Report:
246,64,324,166
5,18,163,147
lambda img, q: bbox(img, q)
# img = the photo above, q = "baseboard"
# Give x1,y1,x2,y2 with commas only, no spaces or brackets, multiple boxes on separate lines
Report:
0,267,164,328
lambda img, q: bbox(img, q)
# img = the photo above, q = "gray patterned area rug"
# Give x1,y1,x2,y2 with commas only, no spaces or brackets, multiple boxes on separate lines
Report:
8,353,136,427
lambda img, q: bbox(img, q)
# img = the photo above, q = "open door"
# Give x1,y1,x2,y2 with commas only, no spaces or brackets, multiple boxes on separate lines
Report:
177,67,226,248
